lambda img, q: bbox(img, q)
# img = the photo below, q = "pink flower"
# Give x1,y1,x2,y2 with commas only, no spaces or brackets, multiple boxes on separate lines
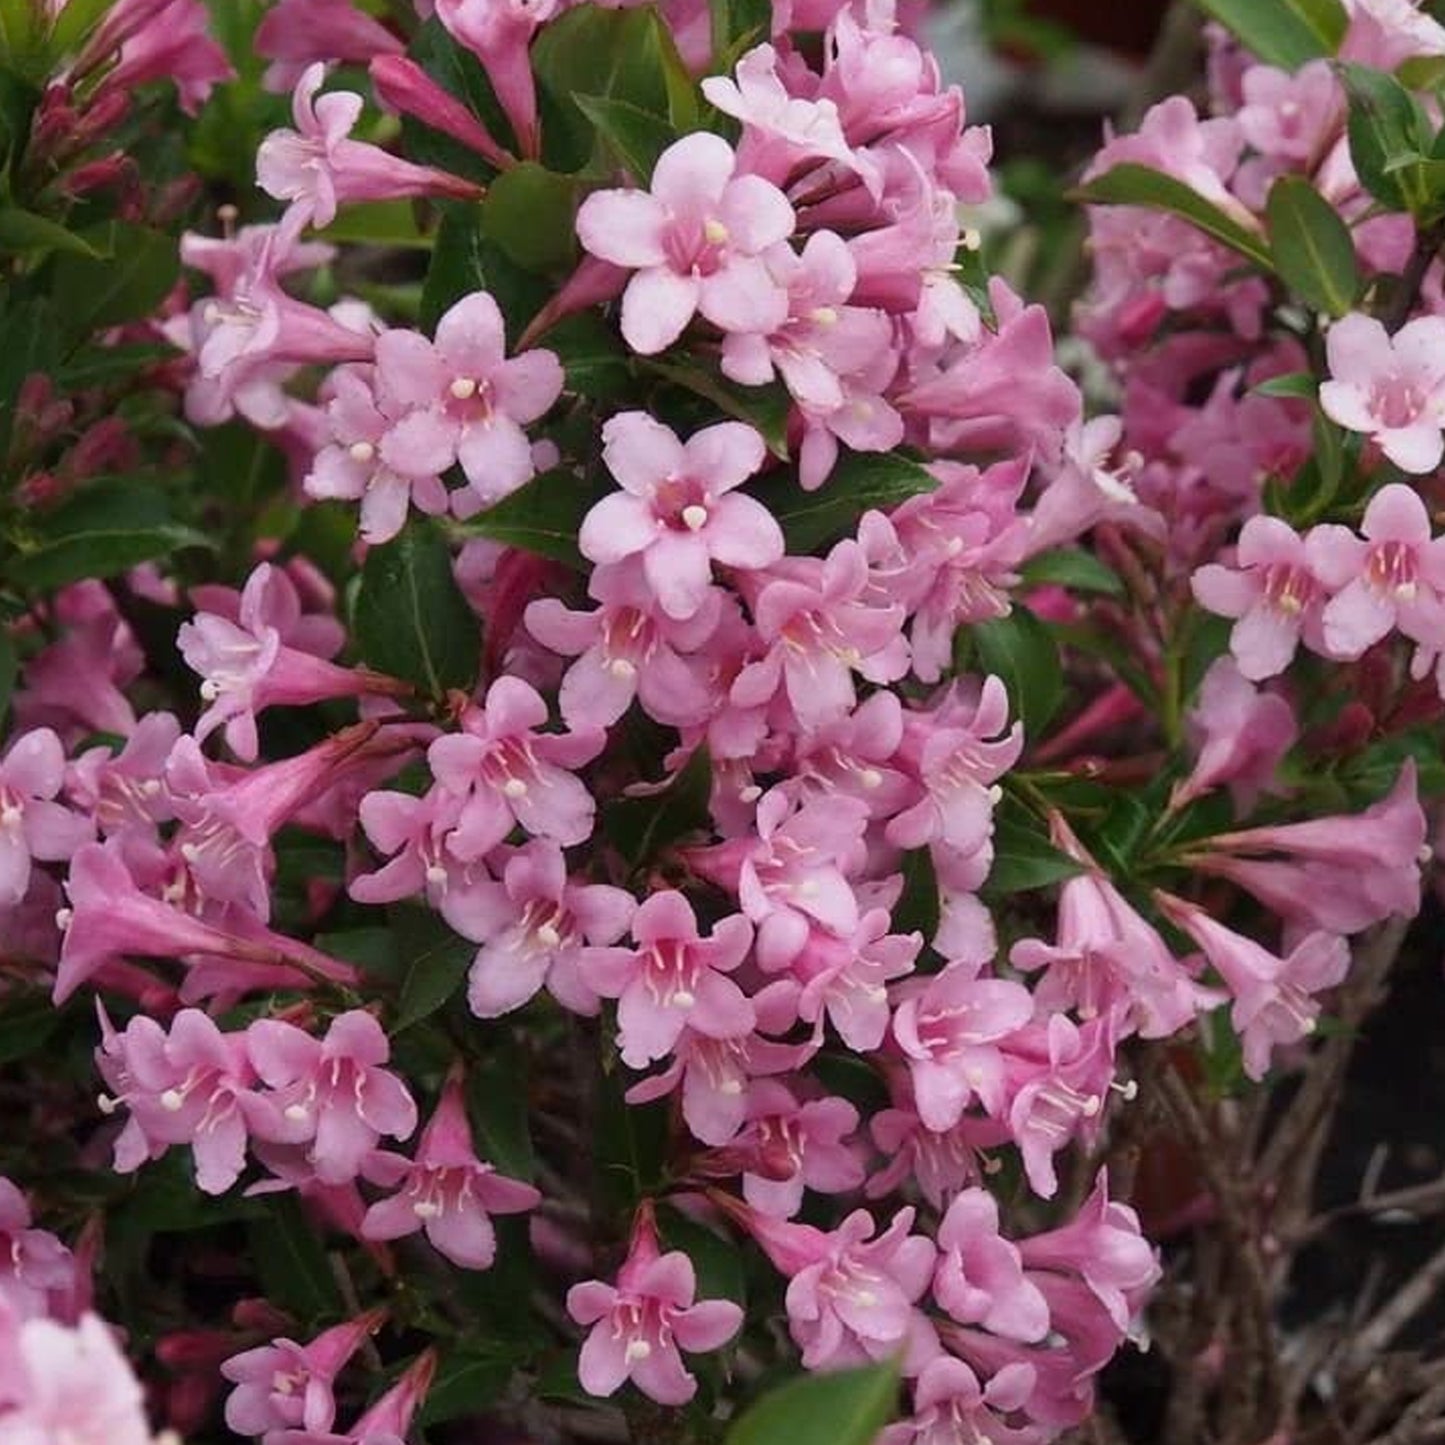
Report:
222,1311,386,1438
933,1190,1049,1342
1174,658,1297,813
258,64,478,234
361,1077,540,1267
1192,516,1329,680
427,677,604,859
732,1082,864,1218
1320,314,1445,473
372,292,563,508
575,132,795,355
881,1356,1043,1445
867,1108,1007,1208
1156,892,1350,1080
579,413,782,620
458,839,635,1018
525,562,720,729
66,714,179,840
95,1007,260,1195
0,729,91,909
305,366,451,544
566,1209,742,1406
791,908,919,1052
580,890,753,1068
0,1179,76,1323
1236,61,1341,164
1309,483,1445,657
269,1347,435,1445
0,1311,159,1445
744,1206,938,1373
892,964,1034,1131
82,0,234,115
256,0,404,93
246,1011,418,1184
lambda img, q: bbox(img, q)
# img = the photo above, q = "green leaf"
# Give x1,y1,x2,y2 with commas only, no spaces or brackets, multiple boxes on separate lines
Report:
644,356,792,458
0,0,47,76
985,816,1084,894
47,0,114,54
574,93,678,180
1019,547,1124,596
603,743,714,871
461,467,594,567
480,162,579,272
971,606,1064,742
750,449,938,555
892,847,940,940
1265,175,1360,316
391,906,475,1032
1193,0,1346,69
9,481,211,591
54,222,180,351
249,1194,342,1321
354,519,481,698
466,1036,537,1182
547,311,632,399
727,1363,901,1445
659,1206,746,1307
317,199,432,249
0,629,14,727
0,990,60,1065
709,0,773,65
1074,163,1274,272
1252,370,1318,400
0,294,57,459
421,203,489,333
0,207,103,257
1339,62,1434,214
420,1349,515,1426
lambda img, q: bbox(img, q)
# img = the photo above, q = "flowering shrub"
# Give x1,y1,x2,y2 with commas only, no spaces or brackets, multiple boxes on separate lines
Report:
0,0,1443,1442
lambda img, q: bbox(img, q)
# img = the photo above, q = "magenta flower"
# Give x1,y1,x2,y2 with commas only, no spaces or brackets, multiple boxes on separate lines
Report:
222,1310,386,1438
731,541,908,731
258,64,478,234
0,728,91,909
733,1082,864,1218
933,1189,1049,1343
868,1108,1007,1209
581,889,753,1068
1308,483,1445,657
745,1206,938,1372
362,1077,540,1268
459,840,635,1018
566,1209,742,1405
305,366,451,544
1156,892,1350,1081
575,132,794,355
246,1011,418,1184
67,713,180,839
525,562,720,730
1319,314,1445,473
256,0,404,93
372,292,563,508
892,963,1034,1131
1192,515,1329,680
427,677,605,859
96,1007,260,1195
579,412,782,620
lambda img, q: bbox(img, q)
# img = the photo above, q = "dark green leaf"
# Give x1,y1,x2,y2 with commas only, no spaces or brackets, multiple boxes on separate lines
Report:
481,162,579,272
466,1035,537,1182
54,223,180,350
391,906,475,1031
709,0,773,67
574,93,678,180
548,311,632,399
1074,163,1274,271
985,817,1084,894
47,0,114,54
9,481,211,591
0,294,58,458
0,628,13,727
892,847,940,940
1339,62,1433,214
970,606,1063,742
1265,175,1360,316
604,743,714,871
1019,547,1124,596
727,1362,901,1445
0,0,47,76
421,203,489,333
660,1206,747,1307
58,342,175,390
461,467,594,567
0,991,60,1065
0,207,103,257
354,519,481,697
644,356,792,458
1193,0,1346,69
249,1194,342,1320
750,449,938,555
1252,370,1318,399
419,1349,515,1426
317,199,432,249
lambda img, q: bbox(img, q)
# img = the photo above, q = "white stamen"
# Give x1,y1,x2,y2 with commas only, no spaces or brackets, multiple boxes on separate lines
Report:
503,777,528,799
609,657,637,679
739,785,763,803
425,864,448,888
703,219,729,245
160,1089,185,1113
671,990,696,1009
961,228,982,252
537,923,562,948
199,680,220,701
450,377,478,400
54,908,73,931
349,440,376,463
720,1079,744,1096
810,306,839,325
625,1339,653,1362
413,1200,443,1219
859,768,883,789
96,1094,118,1116
681,504,709,532
284,1103,310,1123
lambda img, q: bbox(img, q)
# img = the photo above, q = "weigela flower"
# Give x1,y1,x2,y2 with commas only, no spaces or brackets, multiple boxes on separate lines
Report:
932,1189,1049,1343
566,1209,742,1406
576,132,795,354
0,728,91,910
362,1078,540,1267
579,412,782,620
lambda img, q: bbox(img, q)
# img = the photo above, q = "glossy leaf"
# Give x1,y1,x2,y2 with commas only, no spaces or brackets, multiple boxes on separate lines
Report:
548,311,632,399
391,906,475,1032
461,467,595,568
354,519,481,698
892,847,941,941
1193,0,1346,69
971,606,1064,742
1339,62,1433,214
644,356,792,457
0,207,103,257
727,1362,901,1445
249,1195,342,1320
1075,163,1274,271
604,743,714,871
1019,547,1124,596
481,163,579,272
574,92,677,180
985,817,1085,894
53,222,180,350
1265,175,1360,316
